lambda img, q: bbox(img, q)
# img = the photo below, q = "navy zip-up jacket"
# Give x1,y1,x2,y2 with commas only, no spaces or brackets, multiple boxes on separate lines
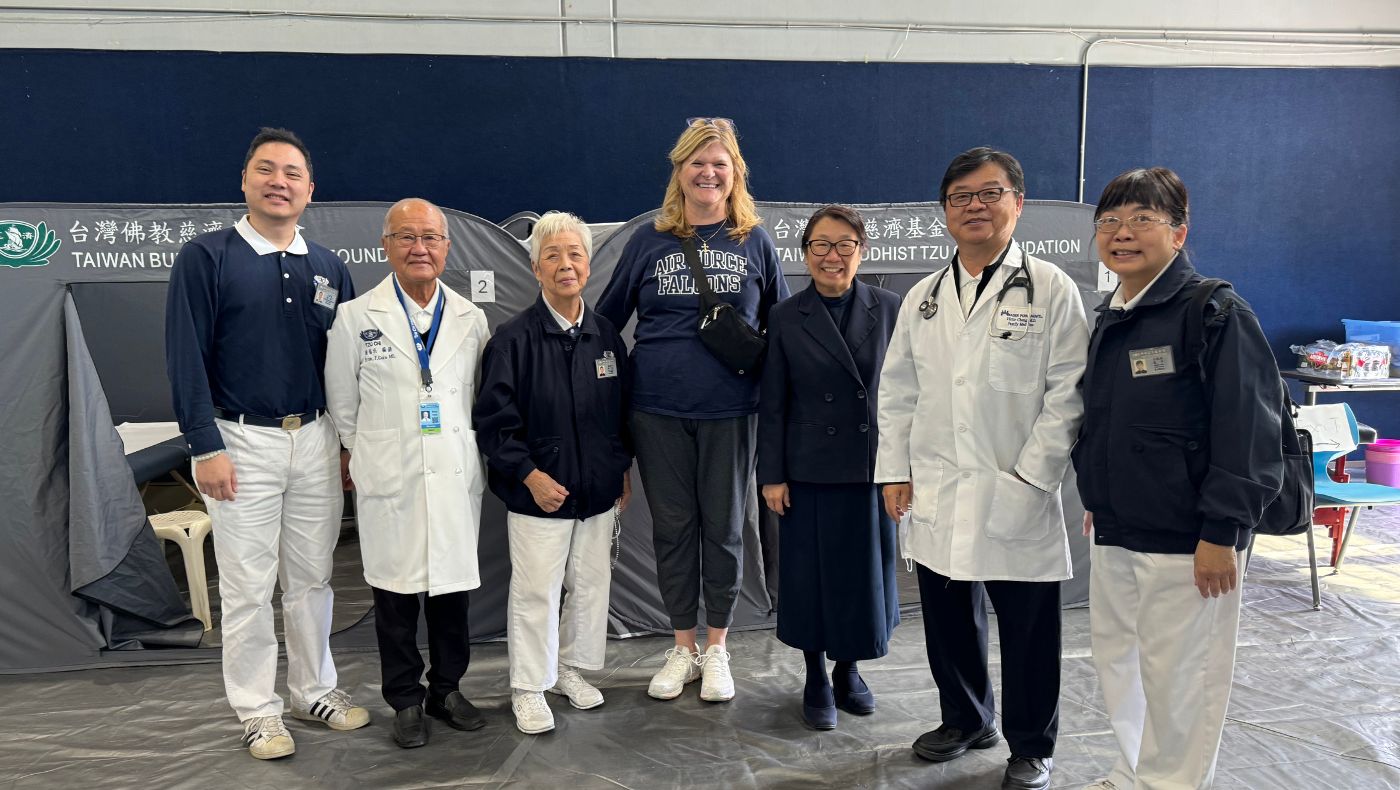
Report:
1072,254,1283,553
473,295,632,520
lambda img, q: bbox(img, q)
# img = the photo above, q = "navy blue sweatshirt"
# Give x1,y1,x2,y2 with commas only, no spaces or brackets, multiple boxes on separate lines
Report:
596,222,789,419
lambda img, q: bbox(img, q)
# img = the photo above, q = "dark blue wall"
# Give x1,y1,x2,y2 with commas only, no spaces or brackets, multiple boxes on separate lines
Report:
4,50,1398,434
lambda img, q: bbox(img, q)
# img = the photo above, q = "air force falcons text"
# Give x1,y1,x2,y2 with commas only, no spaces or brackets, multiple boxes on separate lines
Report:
654,250,747,295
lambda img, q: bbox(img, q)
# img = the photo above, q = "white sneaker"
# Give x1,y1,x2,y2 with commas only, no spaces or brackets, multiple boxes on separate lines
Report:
648,645,702,700
242,715,295,760
512,690,556,734
290,688,371,731
699,644,734,702
549,665,604,710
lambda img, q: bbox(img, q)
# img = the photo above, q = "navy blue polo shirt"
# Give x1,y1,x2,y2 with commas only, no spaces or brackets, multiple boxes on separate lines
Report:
165,217,356,455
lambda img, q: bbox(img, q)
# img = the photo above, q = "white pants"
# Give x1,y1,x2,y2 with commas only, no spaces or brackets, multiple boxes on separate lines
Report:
1089,542,1244,790
204,416,343,721
506,510,614,691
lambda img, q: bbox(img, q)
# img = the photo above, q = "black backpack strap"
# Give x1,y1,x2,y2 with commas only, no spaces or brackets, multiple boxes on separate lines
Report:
680,236,716,304
1186,277,1231,383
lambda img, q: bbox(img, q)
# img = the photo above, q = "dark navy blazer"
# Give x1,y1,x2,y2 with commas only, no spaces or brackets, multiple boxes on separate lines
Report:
757,279,901,486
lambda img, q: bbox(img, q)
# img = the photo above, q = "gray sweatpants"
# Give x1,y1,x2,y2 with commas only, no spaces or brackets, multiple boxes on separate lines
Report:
629,410,756,630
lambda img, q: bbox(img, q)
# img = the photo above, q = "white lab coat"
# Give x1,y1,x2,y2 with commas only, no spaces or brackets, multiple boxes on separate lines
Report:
325,275,490,596
875,243,1088,582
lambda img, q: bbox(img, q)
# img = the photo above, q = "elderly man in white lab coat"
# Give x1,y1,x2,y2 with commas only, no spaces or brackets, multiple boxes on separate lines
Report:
325,198,491,749
876,148,1088,790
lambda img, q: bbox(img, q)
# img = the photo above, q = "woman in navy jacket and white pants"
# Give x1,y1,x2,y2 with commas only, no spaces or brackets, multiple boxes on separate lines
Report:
474,212,632,735
1074,168,1283,790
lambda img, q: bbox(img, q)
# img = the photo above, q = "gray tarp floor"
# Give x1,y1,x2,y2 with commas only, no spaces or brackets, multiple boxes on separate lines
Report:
3,510,1399,789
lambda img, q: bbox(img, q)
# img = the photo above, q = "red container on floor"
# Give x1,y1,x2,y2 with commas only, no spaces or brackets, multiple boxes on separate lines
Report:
1364,439,1400,486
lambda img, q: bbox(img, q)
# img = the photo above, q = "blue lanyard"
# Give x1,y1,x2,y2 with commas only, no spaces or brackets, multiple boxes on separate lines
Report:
391,277,445,391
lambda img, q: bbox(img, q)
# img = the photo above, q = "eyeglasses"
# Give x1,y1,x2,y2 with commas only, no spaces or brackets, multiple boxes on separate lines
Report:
385,232,447,249
944,187,1019,208
686,117,737,133
805,239,861,257
1092,215,1177,234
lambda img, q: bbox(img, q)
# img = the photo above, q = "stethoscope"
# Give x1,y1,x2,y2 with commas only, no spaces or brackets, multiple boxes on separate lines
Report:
919,241,1034,331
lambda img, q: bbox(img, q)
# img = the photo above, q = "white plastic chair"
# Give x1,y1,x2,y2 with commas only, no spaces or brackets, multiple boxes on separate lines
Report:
149,511,214,631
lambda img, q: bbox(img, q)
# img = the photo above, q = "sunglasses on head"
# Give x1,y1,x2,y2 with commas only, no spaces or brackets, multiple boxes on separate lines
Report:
686,117,737,133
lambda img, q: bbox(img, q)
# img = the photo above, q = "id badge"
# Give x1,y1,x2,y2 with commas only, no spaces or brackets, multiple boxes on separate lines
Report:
313,278,338,310
994,306,1046,334
419,401,441,435
595,350,618,379
1129,346,1175,377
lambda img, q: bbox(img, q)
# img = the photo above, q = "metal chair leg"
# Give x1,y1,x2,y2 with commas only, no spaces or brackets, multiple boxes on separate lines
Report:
1334,505,1364,570
1306,521,1321,610
169,470,203,510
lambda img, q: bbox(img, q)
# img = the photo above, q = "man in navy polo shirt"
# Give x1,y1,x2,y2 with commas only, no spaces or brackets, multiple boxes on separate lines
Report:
165,127,369,760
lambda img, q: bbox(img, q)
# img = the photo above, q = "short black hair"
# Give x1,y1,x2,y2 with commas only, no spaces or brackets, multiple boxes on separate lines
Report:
1094,167,1189,226
801,204,867,247
938,147,1025,204
243,127,313,180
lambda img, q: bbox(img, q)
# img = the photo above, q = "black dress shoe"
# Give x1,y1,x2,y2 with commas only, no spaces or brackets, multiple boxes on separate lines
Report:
912,723,1000,762
1002,755,1052,790
392,705,429,748
426,691,486,731
832,675,876,715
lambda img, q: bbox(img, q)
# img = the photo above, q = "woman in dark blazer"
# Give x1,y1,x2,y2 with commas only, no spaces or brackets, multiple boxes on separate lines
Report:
757,204,902,730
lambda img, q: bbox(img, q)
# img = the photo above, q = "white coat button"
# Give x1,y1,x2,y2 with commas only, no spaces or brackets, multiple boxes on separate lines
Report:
426,468,434,475
962,471,971,479
955,377,965,386
453,426,461,433
450,387,458,394
454,467,462,475
284,297,292,303
957,424,967,433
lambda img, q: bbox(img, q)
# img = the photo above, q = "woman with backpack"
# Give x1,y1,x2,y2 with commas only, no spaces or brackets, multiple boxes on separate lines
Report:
1072,167,1284,790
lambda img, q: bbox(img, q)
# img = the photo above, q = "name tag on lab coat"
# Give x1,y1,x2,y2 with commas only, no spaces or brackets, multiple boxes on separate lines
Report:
419,401,441,435
994,306,1046,334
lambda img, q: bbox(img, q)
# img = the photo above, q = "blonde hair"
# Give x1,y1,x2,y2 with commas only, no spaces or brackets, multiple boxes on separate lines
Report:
530,211,593,263
654,119,761,244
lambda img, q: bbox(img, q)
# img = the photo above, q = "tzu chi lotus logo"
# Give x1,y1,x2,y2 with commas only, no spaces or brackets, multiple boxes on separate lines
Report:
0,220,61,267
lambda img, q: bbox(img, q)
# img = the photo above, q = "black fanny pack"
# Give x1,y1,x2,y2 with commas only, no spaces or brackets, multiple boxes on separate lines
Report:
681,235,767,376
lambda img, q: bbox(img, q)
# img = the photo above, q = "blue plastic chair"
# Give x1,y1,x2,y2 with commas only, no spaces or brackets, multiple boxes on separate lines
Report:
1304,403,1400,608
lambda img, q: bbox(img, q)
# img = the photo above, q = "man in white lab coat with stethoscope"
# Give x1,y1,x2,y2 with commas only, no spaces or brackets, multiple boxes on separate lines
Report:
325,198,492,749
876,148,1088,790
